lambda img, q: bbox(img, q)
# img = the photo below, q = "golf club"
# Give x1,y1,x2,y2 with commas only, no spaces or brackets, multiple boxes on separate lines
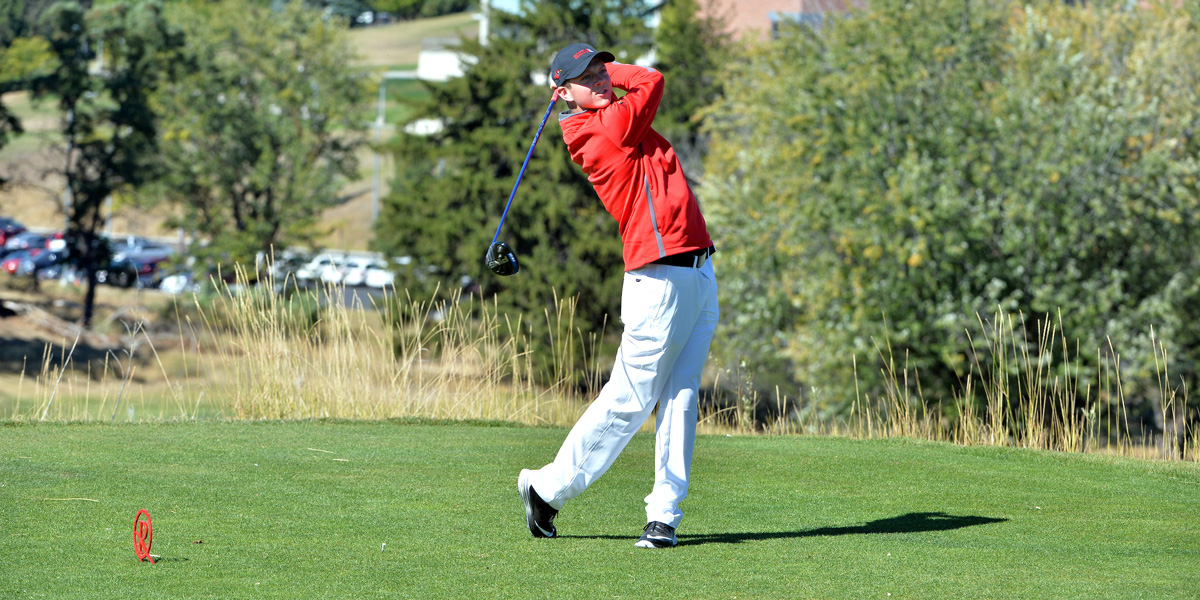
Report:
486,91,558,276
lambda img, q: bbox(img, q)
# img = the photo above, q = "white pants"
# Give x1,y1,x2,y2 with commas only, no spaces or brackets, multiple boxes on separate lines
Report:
526,259,719,529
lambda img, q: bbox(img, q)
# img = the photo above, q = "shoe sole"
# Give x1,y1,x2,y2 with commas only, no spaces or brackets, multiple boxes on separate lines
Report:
518,469,554,538
635,537,677,549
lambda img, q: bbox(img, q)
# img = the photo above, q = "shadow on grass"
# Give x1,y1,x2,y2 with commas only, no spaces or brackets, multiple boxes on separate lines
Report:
143,556,189,564
0,334,113,374
563,512,1009,546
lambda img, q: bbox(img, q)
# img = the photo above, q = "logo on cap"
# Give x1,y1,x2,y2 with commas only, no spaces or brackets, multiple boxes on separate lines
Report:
554,69,563,80
573,48,593,59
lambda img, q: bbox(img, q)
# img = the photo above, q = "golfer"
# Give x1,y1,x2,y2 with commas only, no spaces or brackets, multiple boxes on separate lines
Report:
518,43,719,549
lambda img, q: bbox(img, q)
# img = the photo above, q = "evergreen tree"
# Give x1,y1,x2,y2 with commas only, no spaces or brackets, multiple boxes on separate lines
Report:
374,0,653,382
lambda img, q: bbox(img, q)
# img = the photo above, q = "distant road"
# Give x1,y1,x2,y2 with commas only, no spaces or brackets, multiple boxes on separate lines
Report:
338,284,390,309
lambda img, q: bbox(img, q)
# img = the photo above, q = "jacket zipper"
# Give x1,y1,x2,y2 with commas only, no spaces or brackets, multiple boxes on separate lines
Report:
644,175,666,258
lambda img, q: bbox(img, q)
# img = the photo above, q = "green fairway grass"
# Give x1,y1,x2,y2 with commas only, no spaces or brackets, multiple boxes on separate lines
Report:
1,421,1197,599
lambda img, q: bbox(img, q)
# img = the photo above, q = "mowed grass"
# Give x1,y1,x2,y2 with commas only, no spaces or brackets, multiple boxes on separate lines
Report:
1,421,1197,599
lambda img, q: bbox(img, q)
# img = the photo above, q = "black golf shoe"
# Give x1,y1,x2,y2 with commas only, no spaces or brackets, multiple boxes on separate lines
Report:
635,521,677,549
518,469,558,538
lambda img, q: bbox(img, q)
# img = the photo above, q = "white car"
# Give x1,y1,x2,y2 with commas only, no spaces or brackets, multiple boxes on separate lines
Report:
364,260,396,289
343,257,381,287
159,272,200,295
296,254,347,283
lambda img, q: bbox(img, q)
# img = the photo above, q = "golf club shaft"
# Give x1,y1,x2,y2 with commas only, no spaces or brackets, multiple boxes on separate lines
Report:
491,93,558,245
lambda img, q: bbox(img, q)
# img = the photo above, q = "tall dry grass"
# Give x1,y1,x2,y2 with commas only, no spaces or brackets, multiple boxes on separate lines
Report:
194,275,806,437
4,302,199,423
7,271,1196,462
186,271,608,428
844,310,1197,461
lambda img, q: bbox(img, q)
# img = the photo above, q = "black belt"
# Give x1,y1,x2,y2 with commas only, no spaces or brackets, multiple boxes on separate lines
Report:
652,246,716,268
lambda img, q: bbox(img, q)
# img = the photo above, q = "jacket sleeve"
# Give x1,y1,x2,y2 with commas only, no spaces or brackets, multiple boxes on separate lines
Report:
598,62,664,149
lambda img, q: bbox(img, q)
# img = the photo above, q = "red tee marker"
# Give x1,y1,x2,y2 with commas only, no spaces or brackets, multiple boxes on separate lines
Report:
133,510,154,563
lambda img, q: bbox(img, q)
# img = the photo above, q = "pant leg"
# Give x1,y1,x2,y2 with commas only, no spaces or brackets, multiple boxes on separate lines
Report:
645,260,719,528
527,264,702,510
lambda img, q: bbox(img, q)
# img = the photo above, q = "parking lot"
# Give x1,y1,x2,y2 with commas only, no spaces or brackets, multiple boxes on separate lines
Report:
2,216,409,309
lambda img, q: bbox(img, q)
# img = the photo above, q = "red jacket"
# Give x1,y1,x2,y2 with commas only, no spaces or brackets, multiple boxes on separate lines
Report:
557,62,712,271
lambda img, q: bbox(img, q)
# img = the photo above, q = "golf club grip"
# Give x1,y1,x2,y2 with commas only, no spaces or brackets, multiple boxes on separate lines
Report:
491,93,558,245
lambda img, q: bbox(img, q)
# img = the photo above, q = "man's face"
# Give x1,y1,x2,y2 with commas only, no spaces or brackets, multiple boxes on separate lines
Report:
559,59,613,110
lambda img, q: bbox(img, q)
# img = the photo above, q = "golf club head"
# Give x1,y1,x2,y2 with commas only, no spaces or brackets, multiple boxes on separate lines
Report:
486,241,520,276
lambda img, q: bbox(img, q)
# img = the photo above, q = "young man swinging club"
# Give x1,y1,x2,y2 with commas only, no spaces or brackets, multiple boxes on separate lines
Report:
517,43,719,549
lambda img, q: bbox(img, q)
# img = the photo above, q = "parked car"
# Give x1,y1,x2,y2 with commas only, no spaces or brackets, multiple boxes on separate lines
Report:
253,250,308,283
17,249,69,278
158,262,247,294
97,256,139,288
343,257,387,287
130,254,173,288
0,217,26,249
2,248,41,275
295,253,347,284
109,235,173,260
4,231,47,254
95,253,169,289
364,259,399,289
97,255,172,288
